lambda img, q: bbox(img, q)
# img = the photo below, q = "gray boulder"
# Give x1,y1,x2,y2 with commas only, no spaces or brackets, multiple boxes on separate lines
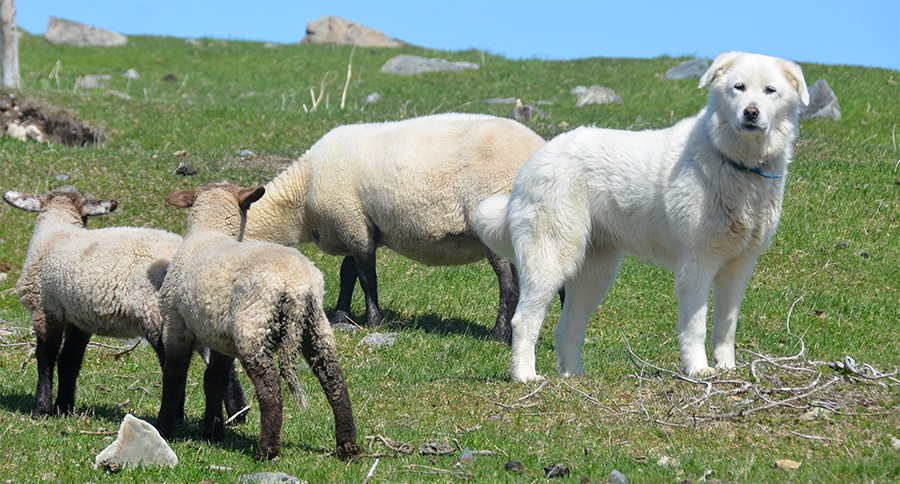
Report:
301,16,403,48
45,17,126,47
94,414,177,471
381,55,479,75
575,85,623,107
801,79,841,121
665,58,710,80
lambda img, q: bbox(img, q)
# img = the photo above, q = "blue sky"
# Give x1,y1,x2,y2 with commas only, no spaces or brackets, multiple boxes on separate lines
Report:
16,1,900,70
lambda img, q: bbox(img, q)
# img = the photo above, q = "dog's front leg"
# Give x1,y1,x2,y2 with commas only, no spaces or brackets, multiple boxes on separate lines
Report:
712,255,759,371
674,263,717,377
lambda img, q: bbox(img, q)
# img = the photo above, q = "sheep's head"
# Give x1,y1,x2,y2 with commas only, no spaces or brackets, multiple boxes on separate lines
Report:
165,182,265,238
4,186,118,226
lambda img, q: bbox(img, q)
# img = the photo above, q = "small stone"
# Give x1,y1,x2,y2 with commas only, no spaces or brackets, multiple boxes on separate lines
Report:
363,92,381,105
544,464,570,479
457,448,474,465
504,460,525,474
174,162,197,176
419,439,454,456
891,436,900,450
0,273,7,285
236,149,256,159
571,85,588,95
657,455,679,468
331,322,359,334
75,74,111,90
583,445,593,455
575,85,623,108
608,469,629,484
94,414,178,471
56,174,69,181
108,90,132,100
237,472,302,484
775,459,801,470
162,74,178,83
836,241,850,249
359,332,398,350
173,150,188,157
123,68,140,80
800,407,832,421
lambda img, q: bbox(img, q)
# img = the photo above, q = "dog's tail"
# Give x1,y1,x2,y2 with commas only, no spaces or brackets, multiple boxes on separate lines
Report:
475,194,515,262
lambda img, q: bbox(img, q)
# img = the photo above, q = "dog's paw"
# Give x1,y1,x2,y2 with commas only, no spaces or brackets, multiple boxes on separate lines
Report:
714,361,736,373
511,371,545,383
687,366,718,379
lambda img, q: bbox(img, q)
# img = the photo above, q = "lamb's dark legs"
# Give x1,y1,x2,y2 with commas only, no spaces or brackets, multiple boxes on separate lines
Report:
156,349,192,438
353,250,383,327
300,313,361,459
485,249,518,345
223,362,247,423
202,351,234,442
241,356,283,460
54,325,91,414
32,311,63,418
330,256,358,325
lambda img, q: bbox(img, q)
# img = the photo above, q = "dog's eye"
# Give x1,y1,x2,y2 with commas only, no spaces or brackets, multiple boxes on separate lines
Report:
764,86,777,94
733,83,746,92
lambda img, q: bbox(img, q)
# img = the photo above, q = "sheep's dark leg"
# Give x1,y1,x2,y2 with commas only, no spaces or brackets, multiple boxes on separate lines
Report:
202,351,233,442
485,249,518,345
300,310,361,459
223,362,247,424
329,256,357,326
156,348,192,438
32,311,63,418
353,250,383,327
241,356,283,460
54,325,91,415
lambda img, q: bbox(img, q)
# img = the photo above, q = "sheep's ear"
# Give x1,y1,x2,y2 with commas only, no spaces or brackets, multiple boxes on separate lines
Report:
165,189,197,208
699,51,742,89
3,191,42,212
81,198,118,217
779,58,810,106
237,187,265,212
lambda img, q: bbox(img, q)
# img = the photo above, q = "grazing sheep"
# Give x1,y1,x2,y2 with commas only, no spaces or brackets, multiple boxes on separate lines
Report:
3,186,246,418
156,182,361,460
243,113,545,343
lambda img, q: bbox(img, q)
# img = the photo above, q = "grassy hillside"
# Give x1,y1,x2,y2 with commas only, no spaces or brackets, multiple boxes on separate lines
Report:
0,33,897,482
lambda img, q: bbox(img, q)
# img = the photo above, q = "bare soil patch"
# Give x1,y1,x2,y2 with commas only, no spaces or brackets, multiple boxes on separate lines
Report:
0,91,104,147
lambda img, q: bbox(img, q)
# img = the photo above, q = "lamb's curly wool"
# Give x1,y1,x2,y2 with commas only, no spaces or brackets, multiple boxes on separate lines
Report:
243,113,546,342
3,186,245,418
156,182,360,460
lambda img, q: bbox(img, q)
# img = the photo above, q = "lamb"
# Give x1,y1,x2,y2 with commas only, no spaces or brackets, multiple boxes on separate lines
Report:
3,186,246,418
243,113,546,343
156,182,361,460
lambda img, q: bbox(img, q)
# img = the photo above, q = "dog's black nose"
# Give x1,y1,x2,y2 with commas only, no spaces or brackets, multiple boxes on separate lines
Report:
744,106,760,120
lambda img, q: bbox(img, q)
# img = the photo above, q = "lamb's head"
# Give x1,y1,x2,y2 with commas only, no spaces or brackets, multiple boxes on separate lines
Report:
166,182,265,239
3,186,118,227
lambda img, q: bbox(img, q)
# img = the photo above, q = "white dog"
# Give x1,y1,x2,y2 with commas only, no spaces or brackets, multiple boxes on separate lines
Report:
476,52,809,382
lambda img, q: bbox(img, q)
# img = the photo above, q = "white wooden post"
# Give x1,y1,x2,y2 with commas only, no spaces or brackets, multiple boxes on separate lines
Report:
1,0,20,88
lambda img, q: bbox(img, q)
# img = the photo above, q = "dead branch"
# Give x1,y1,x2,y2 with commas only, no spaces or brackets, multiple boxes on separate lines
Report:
365,435,414,455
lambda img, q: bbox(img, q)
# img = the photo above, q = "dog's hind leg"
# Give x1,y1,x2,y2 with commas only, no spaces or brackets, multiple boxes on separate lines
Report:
555,247,624,377
712,254,759,371
674,261,718,377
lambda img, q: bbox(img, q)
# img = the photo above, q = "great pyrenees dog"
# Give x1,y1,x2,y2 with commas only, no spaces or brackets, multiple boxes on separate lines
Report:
476,52,809,382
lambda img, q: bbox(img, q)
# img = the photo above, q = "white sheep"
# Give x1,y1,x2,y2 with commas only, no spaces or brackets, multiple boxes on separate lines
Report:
243,113,545,343
3,186,246,418
156,182,361,460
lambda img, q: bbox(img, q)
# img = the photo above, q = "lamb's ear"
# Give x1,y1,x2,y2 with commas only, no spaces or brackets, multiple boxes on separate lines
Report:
779,58,810,106
699,51,742,89
165,189,197,208
3,191,42,212
81,198,118,216
237,187,265,212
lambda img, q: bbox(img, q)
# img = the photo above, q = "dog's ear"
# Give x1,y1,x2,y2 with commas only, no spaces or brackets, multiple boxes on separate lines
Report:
778,58,810,107
699,51,742,89
165,189,198,208
3,191,42,212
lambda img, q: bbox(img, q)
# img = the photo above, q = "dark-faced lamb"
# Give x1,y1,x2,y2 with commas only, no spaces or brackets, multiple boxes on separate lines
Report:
243,113,546,343
156,182,361,460
3,187,246,418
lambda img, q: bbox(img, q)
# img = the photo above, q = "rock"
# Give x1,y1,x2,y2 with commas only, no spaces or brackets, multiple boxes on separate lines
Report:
457,448,474,465
0,272,7,285
608,469,629,484
301,16,403,48
236,149,256,159
123,69,140,80
56,174,69,182
657,455,680,468
774,458,802,470
237,472,302,484
45,17,127,47
505,460,525,474
162,74,179,83
75,74,111,90
891,436,900,450
799,406,833,421
381,55,479,76
575,85,623,107
544,463,570,478
108,90,133,101
512,99,545,122
359,332,398,350
363,92,381,105
174,162,197,176
571,85,588,95
419,439,454,455
6,122,27,141
94,414,177,471
331,322,359,334
665,58,711,80
802,79,841,121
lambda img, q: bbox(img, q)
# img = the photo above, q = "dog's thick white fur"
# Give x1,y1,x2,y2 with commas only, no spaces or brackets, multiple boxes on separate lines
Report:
476,52,809,382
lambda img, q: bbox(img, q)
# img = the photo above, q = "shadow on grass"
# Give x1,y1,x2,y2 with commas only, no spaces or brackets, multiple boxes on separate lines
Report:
328,307,493,340
163,418,259,457
0,390,133,423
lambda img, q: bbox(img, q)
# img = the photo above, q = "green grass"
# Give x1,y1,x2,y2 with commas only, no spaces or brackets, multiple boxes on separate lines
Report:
0,33,897,481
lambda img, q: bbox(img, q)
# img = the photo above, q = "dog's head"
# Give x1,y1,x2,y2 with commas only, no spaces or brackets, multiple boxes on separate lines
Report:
700,52,809,138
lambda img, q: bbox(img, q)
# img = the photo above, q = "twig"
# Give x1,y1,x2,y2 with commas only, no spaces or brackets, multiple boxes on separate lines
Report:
697,376,840,420
340,46,355,110
789,430,841,442
78,429,117,435
362,457,379,484
113,340,142,361
0,342,31,347
518,379,548,401
560,379,614,412
402,464,472,479
224,405,251,426
365,435,414,455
